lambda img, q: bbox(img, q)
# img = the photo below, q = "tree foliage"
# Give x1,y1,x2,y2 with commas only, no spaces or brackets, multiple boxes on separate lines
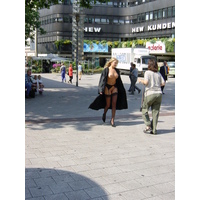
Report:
25,0,60,45
25,0,109,45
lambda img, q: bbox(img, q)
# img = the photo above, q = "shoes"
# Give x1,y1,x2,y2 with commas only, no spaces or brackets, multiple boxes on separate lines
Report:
143,126,152,133
102,113,106,122
110,120,116,127
128,89,131,92
150,131,156,135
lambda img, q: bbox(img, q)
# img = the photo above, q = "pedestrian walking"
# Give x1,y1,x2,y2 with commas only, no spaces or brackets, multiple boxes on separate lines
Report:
68,64,73,84
159,61,168,94
130,63,141,95
78,62,83,80
138,59,165,135
60,63,66,82
89,57,128,127
128,62,134,92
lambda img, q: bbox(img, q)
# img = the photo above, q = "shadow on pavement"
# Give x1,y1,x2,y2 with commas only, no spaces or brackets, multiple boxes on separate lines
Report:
25,75,175,132
26,168,109,200
157,127,175,135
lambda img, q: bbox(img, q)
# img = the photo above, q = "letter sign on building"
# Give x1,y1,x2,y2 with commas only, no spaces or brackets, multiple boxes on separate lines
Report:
132,22,175,34
84,27,102,33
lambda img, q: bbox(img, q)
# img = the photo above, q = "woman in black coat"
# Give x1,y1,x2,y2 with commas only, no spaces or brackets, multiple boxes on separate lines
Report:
89,58,128,127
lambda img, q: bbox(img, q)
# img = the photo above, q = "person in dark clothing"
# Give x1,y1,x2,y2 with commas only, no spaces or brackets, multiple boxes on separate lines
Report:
159,61,168,94
89,58,128,127
130,63,141,95
128,62,134,92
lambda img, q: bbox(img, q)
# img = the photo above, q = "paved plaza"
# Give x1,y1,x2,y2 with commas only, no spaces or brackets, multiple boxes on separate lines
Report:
25,73,175,200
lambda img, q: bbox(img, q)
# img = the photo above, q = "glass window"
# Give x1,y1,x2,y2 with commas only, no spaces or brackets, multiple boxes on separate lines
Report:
84,17,88,23
113,19,118,24
172,6,175,16
125,20,130,24
168,7,172,17
119,19,124,24
107,2,113,6
108,19,113,24
101,18,107,23
113,2,118,7
57,17,63,22
131,15,137,24
163,8,167,18
154,10,158,20
150,11,153,20
95,18,100,23
141,13,145,22
145,12,149,21
158,9,162,19
137,15,141,22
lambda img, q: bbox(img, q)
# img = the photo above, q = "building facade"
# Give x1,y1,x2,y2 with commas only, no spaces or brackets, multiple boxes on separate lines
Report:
38,0,175,61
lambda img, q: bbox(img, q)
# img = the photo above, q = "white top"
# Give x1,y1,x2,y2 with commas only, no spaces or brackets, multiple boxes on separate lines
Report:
144,70,165,97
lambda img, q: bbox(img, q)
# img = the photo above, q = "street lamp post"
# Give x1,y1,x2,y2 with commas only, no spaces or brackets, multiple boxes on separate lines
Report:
75,14,80,87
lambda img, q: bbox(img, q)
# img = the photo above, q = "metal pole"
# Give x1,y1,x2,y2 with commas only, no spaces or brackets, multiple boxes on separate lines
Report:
76,23,78,87
35,28,38,57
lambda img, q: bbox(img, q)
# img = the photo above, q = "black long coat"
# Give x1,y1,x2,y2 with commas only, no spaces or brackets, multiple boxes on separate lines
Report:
160,65,168,81
89,68,128,110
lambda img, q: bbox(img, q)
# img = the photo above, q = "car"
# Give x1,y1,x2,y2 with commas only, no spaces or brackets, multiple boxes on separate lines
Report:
167,61,175,77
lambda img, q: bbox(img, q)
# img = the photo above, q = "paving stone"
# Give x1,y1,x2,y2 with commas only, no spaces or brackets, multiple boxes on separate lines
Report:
25,74,175,200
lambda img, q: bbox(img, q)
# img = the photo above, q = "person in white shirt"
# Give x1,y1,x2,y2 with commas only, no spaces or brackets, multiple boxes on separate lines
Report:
78,62,82,80
138,59,165,135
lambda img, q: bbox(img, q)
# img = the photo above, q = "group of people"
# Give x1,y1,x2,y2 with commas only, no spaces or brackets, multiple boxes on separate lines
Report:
60,62,83,84
25,69,44,98
89,58,166,135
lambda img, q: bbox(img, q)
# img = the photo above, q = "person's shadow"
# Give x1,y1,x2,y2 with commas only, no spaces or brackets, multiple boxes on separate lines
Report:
26,168,109,199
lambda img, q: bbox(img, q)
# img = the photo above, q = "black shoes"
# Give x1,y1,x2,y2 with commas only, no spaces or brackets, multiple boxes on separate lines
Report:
102,113,106,122
110,120,116,127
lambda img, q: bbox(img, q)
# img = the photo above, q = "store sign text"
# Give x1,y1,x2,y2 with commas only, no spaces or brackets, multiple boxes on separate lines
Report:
132,22,175,33
84,27,101,32
146,41,165,53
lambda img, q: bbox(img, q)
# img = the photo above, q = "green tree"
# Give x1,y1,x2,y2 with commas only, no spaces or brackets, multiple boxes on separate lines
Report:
25,0,109,45
25,0,61,45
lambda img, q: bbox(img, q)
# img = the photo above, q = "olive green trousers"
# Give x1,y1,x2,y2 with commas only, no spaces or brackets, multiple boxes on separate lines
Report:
142,93,162,134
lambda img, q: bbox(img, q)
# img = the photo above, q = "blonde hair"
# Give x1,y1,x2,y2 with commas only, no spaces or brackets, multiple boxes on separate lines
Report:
104,57,118,68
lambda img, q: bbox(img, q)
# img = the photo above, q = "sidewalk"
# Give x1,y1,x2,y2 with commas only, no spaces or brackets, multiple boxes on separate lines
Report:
25,73,175,200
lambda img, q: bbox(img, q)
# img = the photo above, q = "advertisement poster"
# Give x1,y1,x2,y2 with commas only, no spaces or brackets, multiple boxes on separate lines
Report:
83,43,108,52
146,41,166,53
